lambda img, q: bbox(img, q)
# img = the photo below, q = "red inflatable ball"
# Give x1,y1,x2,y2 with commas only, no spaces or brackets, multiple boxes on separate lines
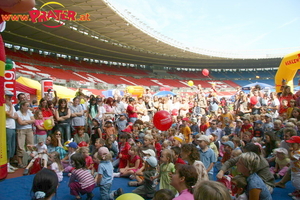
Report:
250,96,258,105
202,69,209,77
153,110,172,131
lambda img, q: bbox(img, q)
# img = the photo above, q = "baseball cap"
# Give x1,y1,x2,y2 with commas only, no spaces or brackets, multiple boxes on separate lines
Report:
286,136,300,144
142,149,156,157
67,142,78,149
174,135,184,143
223,141,234,149
98,147,109,156
5,90,14,96
197,135,210,143
146,156,158,168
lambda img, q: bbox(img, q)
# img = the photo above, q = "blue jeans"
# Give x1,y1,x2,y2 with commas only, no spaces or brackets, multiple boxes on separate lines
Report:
6,128,16,159
57,123,71,143
100,183,112,200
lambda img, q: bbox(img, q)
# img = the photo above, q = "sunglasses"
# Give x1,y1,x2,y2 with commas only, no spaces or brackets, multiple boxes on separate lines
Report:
56,134,61,136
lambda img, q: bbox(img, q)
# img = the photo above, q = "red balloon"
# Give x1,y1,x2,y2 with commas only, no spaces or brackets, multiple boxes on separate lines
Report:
202,69,209,76
250,96,258,105
78,141,88,147
153,111,172,131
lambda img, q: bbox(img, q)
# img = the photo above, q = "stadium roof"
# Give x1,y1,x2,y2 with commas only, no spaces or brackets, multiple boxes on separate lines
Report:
2,0,282,69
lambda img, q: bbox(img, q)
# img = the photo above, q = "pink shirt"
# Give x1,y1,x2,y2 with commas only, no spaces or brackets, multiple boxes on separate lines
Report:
34,119,47,135
173,189,194,200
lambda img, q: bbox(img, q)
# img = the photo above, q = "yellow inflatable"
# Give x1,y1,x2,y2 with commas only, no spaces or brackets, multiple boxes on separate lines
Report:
275,50,300,92
126,86,144,97
116,193,144,200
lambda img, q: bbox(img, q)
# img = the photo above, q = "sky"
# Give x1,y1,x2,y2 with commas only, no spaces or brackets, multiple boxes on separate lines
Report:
107,0,300,57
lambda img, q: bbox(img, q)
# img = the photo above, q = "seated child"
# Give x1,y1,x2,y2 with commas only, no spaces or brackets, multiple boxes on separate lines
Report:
231,175,248,200
61,142,78,173
23,137,48,175
132,156,159,199
78,147,94,172
269,148,290,179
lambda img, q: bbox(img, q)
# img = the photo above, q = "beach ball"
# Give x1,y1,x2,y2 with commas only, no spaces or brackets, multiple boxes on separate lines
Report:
187,80,194,86
116,193,144,200
153,110,172,131
202,69,209,76
43,119,53,130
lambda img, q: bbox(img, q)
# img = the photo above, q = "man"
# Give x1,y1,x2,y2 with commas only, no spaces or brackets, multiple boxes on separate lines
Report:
5,90,18,173
14,92,26,111
205,120,223,141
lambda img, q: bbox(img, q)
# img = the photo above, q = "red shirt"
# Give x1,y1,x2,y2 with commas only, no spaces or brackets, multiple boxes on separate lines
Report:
241,124,254,135
126,104,137,118
155,142,162,159
40,108,53,118
200,124,208,132
85,156,93,170
175,157,186,165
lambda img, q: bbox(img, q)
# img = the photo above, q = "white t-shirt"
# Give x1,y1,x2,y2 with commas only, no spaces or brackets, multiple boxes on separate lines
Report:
36,143,47,153
51,162,63,182
5,104,16,129
16,110,34,129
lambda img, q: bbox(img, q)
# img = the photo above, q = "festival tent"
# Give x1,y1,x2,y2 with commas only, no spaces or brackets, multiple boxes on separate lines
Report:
241,82,274,90
16,82,37,94
16,76,76,100
153,91,176,97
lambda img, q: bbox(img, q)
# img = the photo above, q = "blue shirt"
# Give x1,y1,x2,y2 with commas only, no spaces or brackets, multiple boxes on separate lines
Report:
199,147,216,175
98,160,113,185
246,173,272,200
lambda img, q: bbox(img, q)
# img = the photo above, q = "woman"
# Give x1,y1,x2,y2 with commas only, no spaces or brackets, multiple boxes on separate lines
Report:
236,152,272,200
31,168,59,200
49,131,66,159
268,92,280,119
69,97,85,131
193,180,231,200
170,164,198,200
16,101,35,168
280,85,294,107
87,97,99,133
74,126,90,145
103,97,116,120
55,99,71,143
264,132,280,166
217,143,275,193
39,98,54,134
180,144,208,186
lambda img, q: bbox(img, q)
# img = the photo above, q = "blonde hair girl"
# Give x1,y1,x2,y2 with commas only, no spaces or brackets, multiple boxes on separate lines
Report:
49,151,63,182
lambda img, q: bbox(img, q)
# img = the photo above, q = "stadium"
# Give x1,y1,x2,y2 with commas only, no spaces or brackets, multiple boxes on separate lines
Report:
1,0,300,200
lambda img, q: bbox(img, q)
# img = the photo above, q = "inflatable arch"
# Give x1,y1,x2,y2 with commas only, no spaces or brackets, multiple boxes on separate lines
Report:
275,50,300,92
126,86,144,97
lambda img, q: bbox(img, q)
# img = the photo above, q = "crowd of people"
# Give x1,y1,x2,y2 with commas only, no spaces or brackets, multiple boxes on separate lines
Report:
4,83,300,200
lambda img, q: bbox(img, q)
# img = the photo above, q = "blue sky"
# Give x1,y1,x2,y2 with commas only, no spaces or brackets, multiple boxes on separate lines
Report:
107,0,300,57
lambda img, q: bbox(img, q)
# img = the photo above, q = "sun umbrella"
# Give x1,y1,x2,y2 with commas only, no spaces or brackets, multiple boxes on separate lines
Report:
242,82,274,90
153,91,176,97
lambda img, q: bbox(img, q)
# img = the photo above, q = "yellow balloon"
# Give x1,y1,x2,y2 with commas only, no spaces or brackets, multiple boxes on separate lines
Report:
256,76,260,78
188,80,194,86
64,141,71,150
116,193,144,200
43,119,53,130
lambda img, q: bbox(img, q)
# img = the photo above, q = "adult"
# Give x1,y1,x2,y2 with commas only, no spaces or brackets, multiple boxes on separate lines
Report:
31,168,59,200
14,92,26,111
193,180,231,200
136,97,147,120
69,97,85,131
197,93,208,116
207,92,219,117
87,97,100,133
268,92,280,119
144,96,154,121
205,120,223,141
55,98,71,144
236,152,272,200
170,164,198,200
179,98,189,117
16,101,35,168
5,90,18,173
126,98,138,123
217,143,275,193
103,97,116,120
38,98,54,119
250,90,262,115
48,131,66,159
279,85,294,107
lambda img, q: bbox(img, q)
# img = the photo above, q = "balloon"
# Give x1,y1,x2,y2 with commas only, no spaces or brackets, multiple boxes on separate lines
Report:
250,96,258,105
187,80,194,86
43,119,53,130
202,69,209,76
153,110,172,131
64,141,71,150
256,76,260,78
116,193,144,200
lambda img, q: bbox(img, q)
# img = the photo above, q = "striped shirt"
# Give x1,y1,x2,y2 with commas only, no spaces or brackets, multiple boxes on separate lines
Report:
69,168,95,189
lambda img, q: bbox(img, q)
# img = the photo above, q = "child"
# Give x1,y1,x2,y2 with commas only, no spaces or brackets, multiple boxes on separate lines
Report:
48,151,63,182
153,189,175,200
33,110,51,143
151,149,177,194
62,142,78,173
162,140,171,150
23,137,48,175
200,116,209,132
219,136,229,158
96,147,120,200
286,136,300,199
103,120,116,139
262,114,274,133
197,135,216,180
221,141,234,164
132,156,158,199
253,120,264,139
241,116,253,138
69,153,95,200
90,118,103,153
171,146,186,165
231,175,248,200
173,135,183,147
120,146,143,177
143,134,154,149
115,134,131,170
78,147,94,172
241,131,252,147
91,138,106,176
230,149,243,176
180,119,192,143
269,148,290,179
208,134,219,160
287,99,296,118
